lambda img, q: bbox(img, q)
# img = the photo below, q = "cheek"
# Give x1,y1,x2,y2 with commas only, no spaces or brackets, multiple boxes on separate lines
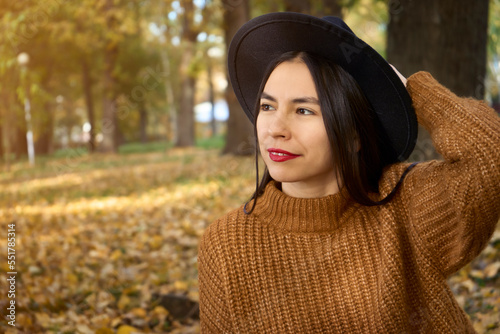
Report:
256,118,266,142
256,120,266,157
304,123,329,147
306,128,333,160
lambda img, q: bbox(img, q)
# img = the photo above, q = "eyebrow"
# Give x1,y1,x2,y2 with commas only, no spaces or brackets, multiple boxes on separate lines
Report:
261,92,320,105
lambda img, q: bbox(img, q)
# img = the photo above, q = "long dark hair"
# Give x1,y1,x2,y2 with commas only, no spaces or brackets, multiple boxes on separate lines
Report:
244,51,400,214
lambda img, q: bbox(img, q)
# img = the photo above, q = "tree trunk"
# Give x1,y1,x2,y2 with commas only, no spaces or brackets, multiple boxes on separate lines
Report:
158,0,178,144
284,0,311,13
12,94,28,158
139,101,148,143
206,53,217,137
0,104,3,159
34,100,54,155
0,89,6,159
101,49,119,152
285,0,343,18
82,55,96,152
100,0,119,153
134,0,149,145
175,0,197,147
1,90,13,171
387,0,489,161
35,67,54,155
160,48,177,144
176,41,196,147
316,0,342,17
222,0,254,155
14,119,28,158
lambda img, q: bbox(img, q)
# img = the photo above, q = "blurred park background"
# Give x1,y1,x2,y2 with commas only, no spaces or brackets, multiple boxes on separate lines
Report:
0,0,499,333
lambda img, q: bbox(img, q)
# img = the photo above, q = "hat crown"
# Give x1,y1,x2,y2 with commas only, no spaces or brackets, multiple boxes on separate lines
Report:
322,16,355,35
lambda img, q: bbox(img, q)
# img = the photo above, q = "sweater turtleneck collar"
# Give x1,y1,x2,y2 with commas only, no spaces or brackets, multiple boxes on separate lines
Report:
251,181,354,233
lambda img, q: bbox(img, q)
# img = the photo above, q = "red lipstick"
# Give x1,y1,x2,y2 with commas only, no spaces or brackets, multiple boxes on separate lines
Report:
267,148,300,162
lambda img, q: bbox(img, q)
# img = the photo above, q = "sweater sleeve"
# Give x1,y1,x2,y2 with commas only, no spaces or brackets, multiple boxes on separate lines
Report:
404,71,500,277
198,221,233,333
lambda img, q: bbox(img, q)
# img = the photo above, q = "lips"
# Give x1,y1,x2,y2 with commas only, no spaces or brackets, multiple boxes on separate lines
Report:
267,148,300,162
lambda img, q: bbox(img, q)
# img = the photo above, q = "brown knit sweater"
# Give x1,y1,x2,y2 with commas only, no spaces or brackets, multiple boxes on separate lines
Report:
198,72,500,333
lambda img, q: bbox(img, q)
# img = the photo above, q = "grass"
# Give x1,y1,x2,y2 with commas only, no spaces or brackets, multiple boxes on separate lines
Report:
1,137,227,182
118,141,172,154
195,135,225,150
117,135,225,154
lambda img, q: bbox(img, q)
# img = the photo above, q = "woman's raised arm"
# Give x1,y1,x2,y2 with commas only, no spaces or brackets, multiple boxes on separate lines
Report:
402,71,500,277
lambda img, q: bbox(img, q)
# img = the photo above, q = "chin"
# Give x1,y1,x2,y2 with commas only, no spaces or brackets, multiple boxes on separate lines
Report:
267,170,300,183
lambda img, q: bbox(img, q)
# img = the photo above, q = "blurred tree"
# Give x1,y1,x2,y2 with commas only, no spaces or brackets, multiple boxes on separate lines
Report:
0,63,19,166
152,0,179,144
284,0,343,16
387,0,489,161
176,0,198,147
101,0,121,152
206,47,217,137
1,0,86,157
0,55,17,166
387,0,489,97
222,0,254,155
487,0,500,111
284,0,311,13
0,103,3,159
34,67,55,155
0,1,32,160
75,13,101,153
133,1,151,144
50,1,105,154
152,2,214,143
1,0,177,158
66,0,143,152
66,0,150,151
315,0,342,17
27,27,60,156
14,105,28,157
81,54,97,151
114,1,163,144
44,0,104,153
151,0,182,143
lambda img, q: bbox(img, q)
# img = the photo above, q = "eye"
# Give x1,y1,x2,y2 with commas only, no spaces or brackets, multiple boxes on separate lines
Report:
297,108,314,115
260,103,275,111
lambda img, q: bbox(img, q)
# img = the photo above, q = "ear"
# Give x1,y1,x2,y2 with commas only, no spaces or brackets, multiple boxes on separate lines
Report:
351,135,361,153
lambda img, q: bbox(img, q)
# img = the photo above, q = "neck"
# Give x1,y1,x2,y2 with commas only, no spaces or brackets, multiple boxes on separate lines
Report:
281,177,340,198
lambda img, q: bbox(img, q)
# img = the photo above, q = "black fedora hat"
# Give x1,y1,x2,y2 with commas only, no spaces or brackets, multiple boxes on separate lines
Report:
227,12,417,162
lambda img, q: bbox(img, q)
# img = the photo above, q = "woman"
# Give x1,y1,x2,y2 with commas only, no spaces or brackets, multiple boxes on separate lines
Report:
198,12,500,333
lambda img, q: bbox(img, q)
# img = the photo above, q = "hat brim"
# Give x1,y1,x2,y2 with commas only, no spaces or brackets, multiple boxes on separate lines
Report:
228,12,417,162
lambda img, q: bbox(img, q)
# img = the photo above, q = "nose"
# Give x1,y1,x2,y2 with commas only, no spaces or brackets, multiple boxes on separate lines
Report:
268,111,291,139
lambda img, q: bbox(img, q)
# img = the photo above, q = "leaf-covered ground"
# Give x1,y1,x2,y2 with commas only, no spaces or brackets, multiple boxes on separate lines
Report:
0,148,499,333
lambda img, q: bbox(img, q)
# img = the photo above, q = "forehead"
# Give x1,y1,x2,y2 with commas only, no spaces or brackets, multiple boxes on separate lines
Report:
263,60,318,98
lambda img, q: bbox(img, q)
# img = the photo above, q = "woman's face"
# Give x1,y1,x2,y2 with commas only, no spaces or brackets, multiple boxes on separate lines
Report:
257,60,339,198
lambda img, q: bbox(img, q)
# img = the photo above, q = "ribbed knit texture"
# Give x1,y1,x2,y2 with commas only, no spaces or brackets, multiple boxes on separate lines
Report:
198,72,500,333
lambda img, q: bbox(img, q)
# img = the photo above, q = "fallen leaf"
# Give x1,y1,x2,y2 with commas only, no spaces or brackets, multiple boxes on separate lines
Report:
484,261,500,278
117,325,140,334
